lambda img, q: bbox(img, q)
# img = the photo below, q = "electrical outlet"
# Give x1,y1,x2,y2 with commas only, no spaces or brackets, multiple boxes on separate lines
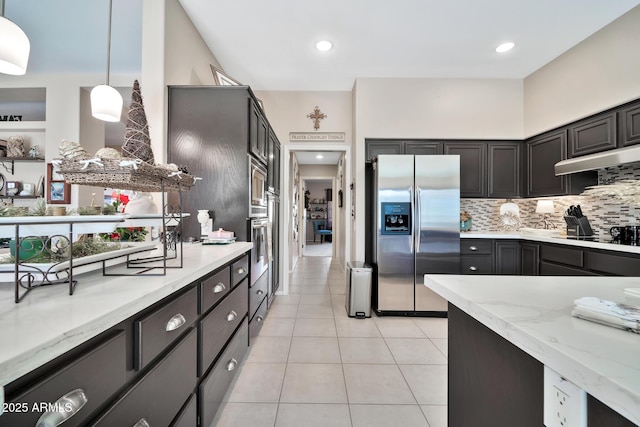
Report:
553,386,570,426
544,366,587,427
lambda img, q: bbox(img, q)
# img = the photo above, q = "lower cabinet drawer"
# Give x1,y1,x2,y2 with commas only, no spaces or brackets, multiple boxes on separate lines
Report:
586,251,640,276
249,270,268,318
199,266,231,314
231,255,249,285
461,255,493,274
0,332,127,427
461,239,493,255
92,328,197,426
540,261,598,276
135,286,197,371
200,319,249,427
540,245,584,268
199,279,248,376
249,296,268,341
170,393,197,427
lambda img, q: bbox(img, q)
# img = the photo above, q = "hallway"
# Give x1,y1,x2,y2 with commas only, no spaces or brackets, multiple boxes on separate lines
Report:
211,256,448,427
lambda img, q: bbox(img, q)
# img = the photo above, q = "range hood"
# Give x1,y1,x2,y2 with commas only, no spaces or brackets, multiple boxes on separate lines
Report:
555,145,640,175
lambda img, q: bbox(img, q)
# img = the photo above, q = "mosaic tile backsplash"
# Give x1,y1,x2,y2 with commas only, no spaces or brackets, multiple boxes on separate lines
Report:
460,164,640,238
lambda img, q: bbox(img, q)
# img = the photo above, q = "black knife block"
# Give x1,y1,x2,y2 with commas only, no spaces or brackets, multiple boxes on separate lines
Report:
564,215,594,236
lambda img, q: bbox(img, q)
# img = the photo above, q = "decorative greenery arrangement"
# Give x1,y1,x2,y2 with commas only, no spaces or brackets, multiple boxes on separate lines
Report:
100,227,148,242
1,236,123,264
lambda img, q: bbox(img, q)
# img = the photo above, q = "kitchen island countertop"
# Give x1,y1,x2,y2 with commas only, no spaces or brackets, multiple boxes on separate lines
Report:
0,241,253,387
424,274,640,425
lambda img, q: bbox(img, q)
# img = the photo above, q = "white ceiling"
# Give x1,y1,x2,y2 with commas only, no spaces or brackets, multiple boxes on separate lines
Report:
295,151,343,165
178,0,640,91
5,0,639,91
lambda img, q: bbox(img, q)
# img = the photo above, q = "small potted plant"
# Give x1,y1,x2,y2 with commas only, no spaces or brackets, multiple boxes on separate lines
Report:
460,211,473,232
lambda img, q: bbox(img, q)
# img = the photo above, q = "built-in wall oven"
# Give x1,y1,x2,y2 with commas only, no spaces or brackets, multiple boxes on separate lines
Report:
249,156,268,218
250,217,270,285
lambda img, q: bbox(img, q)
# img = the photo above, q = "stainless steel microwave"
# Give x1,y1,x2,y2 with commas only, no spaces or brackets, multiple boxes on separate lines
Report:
249,156,267,217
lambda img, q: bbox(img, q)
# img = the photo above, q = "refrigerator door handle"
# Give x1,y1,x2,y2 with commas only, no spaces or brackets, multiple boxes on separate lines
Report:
415,184,422,253
409,185,415,254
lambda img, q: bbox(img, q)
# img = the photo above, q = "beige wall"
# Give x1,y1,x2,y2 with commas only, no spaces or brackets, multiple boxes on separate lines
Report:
352,77,524,261
524,5,640,137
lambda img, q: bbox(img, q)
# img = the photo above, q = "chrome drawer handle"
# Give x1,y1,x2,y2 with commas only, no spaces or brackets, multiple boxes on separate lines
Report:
165,313,186,332
226,310,238,322
469,246,478,251
213,283,226,293
36,388,87,426
133,419,151,427
256,289,264,296
227,358,238,371
256,315,264,323
237,267,246,275
469,266,478,271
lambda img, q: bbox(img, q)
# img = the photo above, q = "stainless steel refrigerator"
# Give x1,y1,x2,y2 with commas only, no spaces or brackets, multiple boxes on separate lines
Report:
371,155,460,316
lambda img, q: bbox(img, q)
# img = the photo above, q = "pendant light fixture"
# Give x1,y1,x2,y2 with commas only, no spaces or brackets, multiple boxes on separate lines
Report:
0,0,30,75
91,0,123,122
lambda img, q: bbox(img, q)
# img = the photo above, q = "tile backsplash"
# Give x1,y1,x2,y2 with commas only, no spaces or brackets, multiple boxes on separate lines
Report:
460,164,640,237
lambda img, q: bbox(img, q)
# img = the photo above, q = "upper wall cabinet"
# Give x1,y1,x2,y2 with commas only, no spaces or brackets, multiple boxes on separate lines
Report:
526,130,596,197
444,142,486,198
619,102,640,147
249,99,268,164
568,112,616,157
365,140,404,161
526,130,568,197
405,141,443,155
488,142,521,199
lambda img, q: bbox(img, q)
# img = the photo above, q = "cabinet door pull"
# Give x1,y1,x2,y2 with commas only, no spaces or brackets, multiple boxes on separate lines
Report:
237,267,246,275
226,358,238,371
226,310,238,322
165,313,186,332
256,289,264,296
133,419,151,427
36,388,88,426
213,283,226,293
256,315,264,323
469,266,478,271
469,246,478,251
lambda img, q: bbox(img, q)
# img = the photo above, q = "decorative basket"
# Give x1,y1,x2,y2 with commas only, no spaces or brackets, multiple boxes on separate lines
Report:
57,158,197,193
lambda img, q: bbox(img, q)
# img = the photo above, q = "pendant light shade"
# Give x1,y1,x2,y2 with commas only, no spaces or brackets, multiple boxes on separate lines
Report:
0,2,30,75
90,84,123,122
91,0,123,122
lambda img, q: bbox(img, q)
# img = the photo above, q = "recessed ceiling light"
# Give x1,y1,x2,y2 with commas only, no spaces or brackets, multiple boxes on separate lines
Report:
316,40,333,52
496,42,515,53
316,154,324,159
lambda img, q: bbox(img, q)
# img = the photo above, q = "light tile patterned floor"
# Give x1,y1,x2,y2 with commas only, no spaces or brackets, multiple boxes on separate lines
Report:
211,256,448,427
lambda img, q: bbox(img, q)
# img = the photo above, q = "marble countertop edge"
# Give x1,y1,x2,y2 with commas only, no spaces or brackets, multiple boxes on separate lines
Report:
424,274,640,425
0,242,253,386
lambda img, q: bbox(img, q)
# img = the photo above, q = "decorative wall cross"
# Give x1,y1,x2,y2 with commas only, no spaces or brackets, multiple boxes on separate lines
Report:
307,106,326,130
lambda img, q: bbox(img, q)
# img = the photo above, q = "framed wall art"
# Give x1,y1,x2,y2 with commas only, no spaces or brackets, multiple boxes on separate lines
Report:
47,163,70,204
210,65,241,86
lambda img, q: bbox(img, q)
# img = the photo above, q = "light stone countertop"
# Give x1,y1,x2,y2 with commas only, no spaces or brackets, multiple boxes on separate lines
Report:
460,230,640,254
0,242,253,387
424,274,640,425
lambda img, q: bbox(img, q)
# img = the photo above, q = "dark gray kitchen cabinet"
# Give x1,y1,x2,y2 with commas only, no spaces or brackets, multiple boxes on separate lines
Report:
488,142,521,198
526,130,567,197
444,142,487,198
405,141,443,155
586,250,640,276
494,240,520,275
365,140,404,161
619,102,640,147
267,126,281,195
520,242,539,276
568,112,617,157
460,239,493,274
249,98,268,164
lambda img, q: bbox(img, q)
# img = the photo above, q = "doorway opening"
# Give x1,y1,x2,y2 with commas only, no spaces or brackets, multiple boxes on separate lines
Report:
280,144,351,296
303,178,334,257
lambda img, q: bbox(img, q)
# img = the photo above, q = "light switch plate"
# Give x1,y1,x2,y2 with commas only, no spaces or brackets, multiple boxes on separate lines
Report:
544,366,587,427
